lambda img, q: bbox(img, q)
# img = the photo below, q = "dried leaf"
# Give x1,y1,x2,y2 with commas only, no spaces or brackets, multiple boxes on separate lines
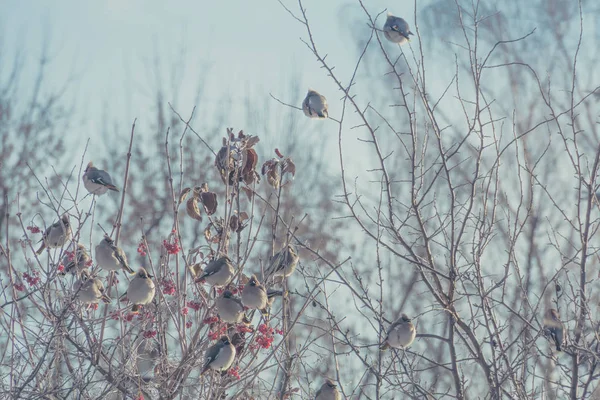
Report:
241,186,254,201
189,263,203,278
186,198,202,221
245,136,260,148
178,187,191,205
200,191,218,215
282,158,296,177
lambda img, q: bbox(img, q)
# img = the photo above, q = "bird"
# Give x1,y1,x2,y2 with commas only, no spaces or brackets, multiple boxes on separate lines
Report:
73,269,111,305
264,244,299,282
82,161,119,195
201,336,236,375
380,313,416,350
60,243,91,275
127,267,156,313
95,235,134,274
383,13,414,45
36,214,72,254
215,290,245,323
241,275,268,310
315,379,341,400
302,89,328,119
137,340,160,382
543,308,564,351
197,256,235,286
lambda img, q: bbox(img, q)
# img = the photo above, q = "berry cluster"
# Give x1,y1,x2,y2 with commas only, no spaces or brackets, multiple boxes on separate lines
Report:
137,240,148,256
208,323,228,340
64,250,75,262
26,226,41,234
163,229,181,255
143,330,157,339
57,264,65,273
256,323,276,349
236,324,253,334
202,315,220,324
161,279,176,295
228,365,241,380
186,300,202,311
23,271,40,286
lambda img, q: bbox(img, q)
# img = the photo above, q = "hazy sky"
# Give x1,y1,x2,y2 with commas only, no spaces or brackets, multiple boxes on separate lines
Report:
0,0,415,161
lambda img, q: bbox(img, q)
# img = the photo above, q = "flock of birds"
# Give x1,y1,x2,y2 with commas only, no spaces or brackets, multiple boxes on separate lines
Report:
28,12,437,399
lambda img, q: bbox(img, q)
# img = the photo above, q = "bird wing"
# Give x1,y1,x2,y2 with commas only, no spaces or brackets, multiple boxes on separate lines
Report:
88,169,115,186
111,244,130,271
203,344,222,368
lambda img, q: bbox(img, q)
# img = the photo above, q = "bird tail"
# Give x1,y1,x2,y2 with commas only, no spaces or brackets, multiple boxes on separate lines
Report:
123,264,134,274
200,365,210,376
101,295,112,304
36,244,46,255
132,304,141,313
318,111,328,118
106,184,120,192
260,307,270,318
267,290,285,299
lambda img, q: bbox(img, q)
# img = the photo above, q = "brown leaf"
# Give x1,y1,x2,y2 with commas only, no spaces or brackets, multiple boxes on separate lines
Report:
241,186,254,201
189,263,203,278
245,136,260,148
282,158,296,177
186,198,202,221
178,187,191,205
200,191,218,215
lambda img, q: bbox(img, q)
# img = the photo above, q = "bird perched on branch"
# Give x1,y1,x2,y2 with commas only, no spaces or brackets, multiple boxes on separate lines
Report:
127,268,156,313
315,379,341,400
96,235,134,274
36,214,71,254
241,275,268,310
215,290,246,323
380,313,416,350
201,336,236,375
82,161,119,195
264,244,299,282
60,243,91,275
197,256,235,286
74,269,111,305
543,308,565,351
302,89,328,119
383,13,414,45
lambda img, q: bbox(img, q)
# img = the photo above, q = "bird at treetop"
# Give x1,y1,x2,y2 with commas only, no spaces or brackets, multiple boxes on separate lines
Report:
82,161,119,195
383,13,414,45
36,214,72,254
380,313,416,350
302,89,328,119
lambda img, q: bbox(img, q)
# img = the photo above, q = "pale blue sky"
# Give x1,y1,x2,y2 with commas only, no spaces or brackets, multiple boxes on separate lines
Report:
0,0,414,163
